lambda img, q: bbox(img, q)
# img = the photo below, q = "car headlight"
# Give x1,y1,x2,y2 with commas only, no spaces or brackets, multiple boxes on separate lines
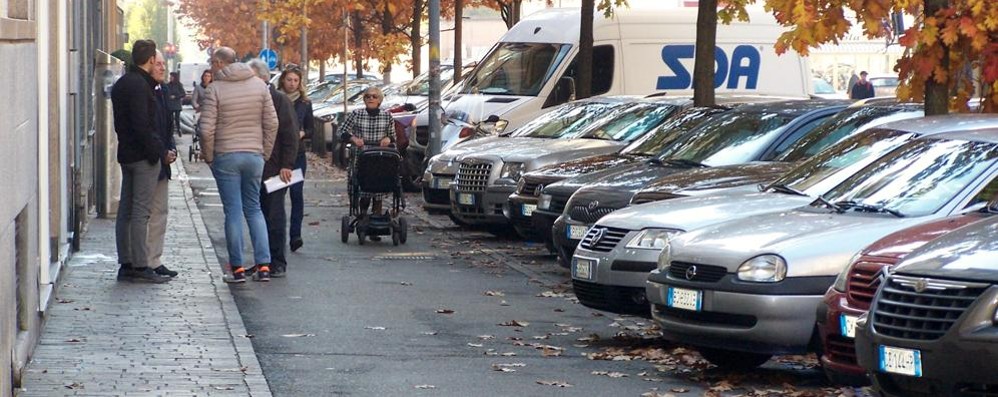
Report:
626,229,681,250
832,253,861,292
500,162,525,181
737,254,787,283
656,242,672,271
538,194,552,210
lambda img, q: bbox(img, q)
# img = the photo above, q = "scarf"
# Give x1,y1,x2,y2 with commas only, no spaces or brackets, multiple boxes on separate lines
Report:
286,90,301,103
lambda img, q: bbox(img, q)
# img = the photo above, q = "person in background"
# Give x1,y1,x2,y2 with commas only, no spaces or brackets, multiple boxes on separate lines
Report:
110,39,170,283
192,69,212,112
199,47,279,283
850,71,875,100
340,86,394,241
148,51,179,278
249,59,298,278
278,65,314,252
166,71,185,136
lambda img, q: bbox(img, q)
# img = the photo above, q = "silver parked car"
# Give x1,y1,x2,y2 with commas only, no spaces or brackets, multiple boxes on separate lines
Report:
449,97,689,227
572,104,924,315
645,115,998,369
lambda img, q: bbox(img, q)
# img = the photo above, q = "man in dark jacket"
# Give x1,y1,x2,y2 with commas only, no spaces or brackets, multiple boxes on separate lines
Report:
148,50,179,278
110,39,170,283
249,59,298,278
850,71,875,100
166,72,185,135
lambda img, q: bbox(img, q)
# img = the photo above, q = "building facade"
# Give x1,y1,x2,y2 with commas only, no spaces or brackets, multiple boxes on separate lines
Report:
1,1,121,395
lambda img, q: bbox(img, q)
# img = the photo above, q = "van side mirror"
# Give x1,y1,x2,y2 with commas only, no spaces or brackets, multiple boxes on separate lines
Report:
550,77,576,107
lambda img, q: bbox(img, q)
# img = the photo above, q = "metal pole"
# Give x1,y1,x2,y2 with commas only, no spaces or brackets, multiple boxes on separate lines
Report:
343,10,348,115
262,20,269,50
454,0,463,81
301,3,309,78
428,0,442,156
166,2,174,71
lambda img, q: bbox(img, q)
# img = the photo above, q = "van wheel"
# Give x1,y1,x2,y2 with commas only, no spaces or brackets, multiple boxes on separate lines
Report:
697,348,771,370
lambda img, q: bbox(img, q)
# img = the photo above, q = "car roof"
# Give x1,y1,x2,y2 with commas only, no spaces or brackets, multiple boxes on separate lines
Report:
727,99,851,116
848,97,923,111
882,114,998,141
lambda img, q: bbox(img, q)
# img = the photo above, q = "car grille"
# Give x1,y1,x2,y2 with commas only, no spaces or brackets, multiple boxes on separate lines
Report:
668,262,728,283
455,161,492,193
572,280,649,316
846,259,895,310
872,275,989,341
824,334,858,366
578,226,628,252
415,126,428,145
569,203,621,223
549,195,569,213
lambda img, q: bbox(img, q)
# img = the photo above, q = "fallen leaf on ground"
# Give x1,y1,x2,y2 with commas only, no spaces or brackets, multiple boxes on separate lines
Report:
532,335,549,340
537,291,566,298
536,380,572,388
281,333,315,338
308,221,320,226
400,281,412,286
670,387,689,393
364,326,386,331
491,363,526,372
421,331,438,336
57,299,73,304
66,338,82,343
554,308,565,312
213,386,235,391
542,346,563,357
240,334,254,338
484,290,505,297
414,384,436,389
498,320,529,327
436,309,455,314
641,392,677,397
592,371,628,378
500,352,517,357
64,382,84,389
500,300,510,306
478,335,495,340
467,343,484,348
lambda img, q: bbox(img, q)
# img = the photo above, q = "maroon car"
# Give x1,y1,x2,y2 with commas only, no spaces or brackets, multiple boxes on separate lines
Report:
816,212,993,385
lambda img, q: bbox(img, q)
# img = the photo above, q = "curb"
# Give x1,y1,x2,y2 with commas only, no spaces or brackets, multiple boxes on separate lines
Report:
175,157,273,397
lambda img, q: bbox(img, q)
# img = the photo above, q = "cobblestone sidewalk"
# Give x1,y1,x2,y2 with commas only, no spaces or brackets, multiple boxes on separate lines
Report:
17,159,270,396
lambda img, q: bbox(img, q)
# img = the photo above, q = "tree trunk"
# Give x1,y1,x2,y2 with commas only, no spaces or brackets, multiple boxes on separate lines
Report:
454,0,463,81
382,2,393,84
411,0,423,78
352,11,364,78
576,0,594,99
319,61,325,82
923,0,950,115
692,0,718,107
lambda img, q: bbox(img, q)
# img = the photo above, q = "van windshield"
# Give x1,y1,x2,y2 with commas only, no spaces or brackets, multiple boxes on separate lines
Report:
461,43,571,96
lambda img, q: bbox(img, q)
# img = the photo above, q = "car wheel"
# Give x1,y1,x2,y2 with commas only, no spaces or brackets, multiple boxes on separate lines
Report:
398,217,408,244
697,348,771,370
340,216,351,244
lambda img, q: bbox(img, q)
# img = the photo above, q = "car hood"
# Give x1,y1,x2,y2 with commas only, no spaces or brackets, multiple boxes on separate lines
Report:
466,139,624,165
597,191,812,232
443,94,532,124
635,162,793,196
528,154,643,179
891,215,998,281
434,136,520,163
566,164,695,209
670,209,942,278
862,213,993,260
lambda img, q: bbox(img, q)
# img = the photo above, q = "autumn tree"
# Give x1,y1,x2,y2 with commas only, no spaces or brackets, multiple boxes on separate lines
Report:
763,0,998,114
126,0,175,51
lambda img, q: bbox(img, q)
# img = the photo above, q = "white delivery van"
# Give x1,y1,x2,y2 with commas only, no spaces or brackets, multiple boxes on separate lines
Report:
439,7,813,133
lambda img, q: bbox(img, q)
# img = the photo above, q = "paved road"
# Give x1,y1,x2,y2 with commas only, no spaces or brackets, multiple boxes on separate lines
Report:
179,135,857,397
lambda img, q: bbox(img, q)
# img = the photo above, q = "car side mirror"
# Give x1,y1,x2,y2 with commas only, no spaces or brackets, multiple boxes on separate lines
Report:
550,77,576,107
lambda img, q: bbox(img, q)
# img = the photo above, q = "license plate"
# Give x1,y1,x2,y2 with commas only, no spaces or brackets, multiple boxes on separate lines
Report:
457,193,475,206
434,178,452,189
667,287,702,312
521,203,537,217
840,314,859,338
879,345,922,377
572,257,596,281
567,224,588,240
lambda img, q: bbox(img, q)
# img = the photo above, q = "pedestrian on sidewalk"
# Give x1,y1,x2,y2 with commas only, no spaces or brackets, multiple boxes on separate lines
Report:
199,46,278,283
850,71,875,100
192,69,212,113
341,86,395,241
110,39,171,283
166,71,185,136
147,50,180,278
249,59,298,278
278,65,314,252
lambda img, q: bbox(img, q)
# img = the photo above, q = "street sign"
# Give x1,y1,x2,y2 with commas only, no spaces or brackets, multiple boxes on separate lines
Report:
259,48,278,70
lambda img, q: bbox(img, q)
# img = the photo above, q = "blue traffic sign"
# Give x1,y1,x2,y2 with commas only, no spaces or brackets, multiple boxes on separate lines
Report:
259,48,278,70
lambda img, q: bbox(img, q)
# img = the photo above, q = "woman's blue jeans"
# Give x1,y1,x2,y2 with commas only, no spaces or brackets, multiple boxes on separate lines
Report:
211,152,271,267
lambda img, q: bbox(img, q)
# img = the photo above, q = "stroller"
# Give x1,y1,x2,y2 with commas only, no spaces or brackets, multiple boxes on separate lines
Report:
341,144,409,245
189,113,202,162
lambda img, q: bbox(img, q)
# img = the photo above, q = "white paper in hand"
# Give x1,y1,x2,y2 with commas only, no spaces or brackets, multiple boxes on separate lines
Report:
264,168,304,193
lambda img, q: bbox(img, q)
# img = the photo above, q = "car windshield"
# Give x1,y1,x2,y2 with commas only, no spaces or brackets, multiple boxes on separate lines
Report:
777,107,913,162
813,78,836,94
657,111,792,166
460,43,571,96
321,83,371,104
819,138,998,217
402,67,455,96
307,82,336,102
578,103,681,142
509,101,631,139
622,107,726,156
771,129,919,194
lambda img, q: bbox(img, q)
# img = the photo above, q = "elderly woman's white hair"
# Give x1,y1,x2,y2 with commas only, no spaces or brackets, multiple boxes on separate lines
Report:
248,59,270,80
